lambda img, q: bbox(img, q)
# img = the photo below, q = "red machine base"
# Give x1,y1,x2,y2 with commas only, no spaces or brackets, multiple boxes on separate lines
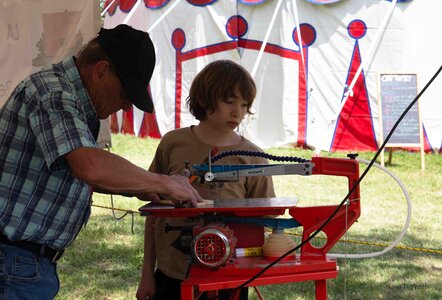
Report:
181,256,338,300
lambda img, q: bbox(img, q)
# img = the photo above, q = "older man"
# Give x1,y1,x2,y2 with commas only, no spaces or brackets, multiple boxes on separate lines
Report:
0,24,201,299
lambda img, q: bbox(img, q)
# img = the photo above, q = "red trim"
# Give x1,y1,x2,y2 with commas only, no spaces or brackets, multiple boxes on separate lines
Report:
121,107,135,135
331,43,377,151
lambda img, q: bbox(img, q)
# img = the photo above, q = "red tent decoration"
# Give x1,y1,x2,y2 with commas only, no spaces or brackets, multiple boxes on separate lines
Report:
330,20,378,152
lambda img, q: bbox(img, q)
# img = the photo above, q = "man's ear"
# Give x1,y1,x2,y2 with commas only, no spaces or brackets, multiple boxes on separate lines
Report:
91,60,110,82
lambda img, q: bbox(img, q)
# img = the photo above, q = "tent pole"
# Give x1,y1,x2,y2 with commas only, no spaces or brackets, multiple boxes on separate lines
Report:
123,0,143,25
292,0,305,71
101,0,117,17
319,0,398,153
148,0,183,33
251,0,283,78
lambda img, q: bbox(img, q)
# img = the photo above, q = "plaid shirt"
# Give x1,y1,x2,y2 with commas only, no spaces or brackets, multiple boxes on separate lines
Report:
0,57,100,250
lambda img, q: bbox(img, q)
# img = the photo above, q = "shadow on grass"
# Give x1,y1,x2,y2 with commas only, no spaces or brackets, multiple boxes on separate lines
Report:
56,214,146,299
252,253,441,300
254,228,442,300
56,213,442,300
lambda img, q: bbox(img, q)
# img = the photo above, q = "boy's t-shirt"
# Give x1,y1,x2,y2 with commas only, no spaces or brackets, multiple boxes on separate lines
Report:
150,126,275,280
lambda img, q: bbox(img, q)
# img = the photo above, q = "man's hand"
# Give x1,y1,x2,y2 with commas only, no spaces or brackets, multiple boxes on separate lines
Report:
164,174,202,207
136,192,161,203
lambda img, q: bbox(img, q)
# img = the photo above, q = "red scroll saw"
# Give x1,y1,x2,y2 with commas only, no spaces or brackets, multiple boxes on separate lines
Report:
139,155,361,300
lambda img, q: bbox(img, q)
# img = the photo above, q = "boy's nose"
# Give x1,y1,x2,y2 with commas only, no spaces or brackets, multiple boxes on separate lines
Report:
231,103,243,115
231,108,240,117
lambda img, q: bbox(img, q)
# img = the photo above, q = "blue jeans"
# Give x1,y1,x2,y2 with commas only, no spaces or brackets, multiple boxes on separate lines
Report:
0,242,59,300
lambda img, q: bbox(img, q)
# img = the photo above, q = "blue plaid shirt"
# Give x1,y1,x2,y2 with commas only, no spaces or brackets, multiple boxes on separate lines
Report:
0,57,100,250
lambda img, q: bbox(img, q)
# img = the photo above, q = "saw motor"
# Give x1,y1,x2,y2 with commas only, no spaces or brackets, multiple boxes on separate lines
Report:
191,224,237,268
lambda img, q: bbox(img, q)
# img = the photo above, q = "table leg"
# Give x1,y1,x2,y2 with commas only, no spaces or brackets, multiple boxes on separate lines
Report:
315,279,327,300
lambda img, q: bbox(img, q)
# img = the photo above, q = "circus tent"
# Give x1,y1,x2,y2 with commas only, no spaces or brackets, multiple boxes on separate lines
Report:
1,0,441,153
102,0,442,154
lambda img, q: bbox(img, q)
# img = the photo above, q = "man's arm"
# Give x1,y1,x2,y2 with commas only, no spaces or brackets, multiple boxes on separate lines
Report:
64,147,201,206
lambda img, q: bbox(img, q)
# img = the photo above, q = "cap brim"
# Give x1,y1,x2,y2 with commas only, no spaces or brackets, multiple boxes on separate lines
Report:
123,78,154,113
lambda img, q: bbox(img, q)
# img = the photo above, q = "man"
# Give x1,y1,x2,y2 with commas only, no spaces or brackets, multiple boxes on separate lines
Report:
0,24,201,299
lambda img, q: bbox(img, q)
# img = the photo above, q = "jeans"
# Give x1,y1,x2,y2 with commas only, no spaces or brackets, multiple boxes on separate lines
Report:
0,242,59,300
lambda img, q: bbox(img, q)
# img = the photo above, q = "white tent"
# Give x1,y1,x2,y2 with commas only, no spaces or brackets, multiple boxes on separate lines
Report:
104,0,442,153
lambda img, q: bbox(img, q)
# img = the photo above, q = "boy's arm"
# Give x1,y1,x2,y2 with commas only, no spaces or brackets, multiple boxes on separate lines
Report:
136,216,157,300
136,143,164,300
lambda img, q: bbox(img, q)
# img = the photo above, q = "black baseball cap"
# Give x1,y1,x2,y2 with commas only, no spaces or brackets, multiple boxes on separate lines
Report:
97,24,156,113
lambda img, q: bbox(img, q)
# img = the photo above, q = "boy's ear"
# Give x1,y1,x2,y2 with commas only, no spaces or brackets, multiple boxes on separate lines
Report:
197,98,206,106
197,99,209,110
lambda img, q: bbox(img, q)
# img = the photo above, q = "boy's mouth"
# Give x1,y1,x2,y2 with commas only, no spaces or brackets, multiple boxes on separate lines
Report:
227,121,239,128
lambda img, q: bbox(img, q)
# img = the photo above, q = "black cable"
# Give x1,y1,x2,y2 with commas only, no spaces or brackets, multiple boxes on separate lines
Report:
211,150,310,163
208,64,442,299
105,144,136,234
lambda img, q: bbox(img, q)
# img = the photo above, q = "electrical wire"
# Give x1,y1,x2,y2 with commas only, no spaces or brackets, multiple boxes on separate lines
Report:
104,143,136,234
328,158,412,259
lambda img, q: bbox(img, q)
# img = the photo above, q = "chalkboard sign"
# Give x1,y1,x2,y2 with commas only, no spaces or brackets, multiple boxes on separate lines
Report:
378,73,425,170
379,74,420,145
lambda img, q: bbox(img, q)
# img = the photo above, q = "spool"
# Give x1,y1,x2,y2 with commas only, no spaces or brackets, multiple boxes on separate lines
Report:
262,228,296,260
235,247,263,257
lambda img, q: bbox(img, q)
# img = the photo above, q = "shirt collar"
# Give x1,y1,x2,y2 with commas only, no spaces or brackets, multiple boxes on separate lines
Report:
63,56,98,122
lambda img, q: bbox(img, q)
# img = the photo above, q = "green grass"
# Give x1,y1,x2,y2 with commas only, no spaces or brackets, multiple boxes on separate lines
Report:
56,134,442,299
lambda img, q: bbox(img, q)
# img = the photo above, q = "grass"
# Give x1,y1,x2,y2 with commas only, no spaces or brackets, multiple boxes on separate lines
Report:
56,134,442,299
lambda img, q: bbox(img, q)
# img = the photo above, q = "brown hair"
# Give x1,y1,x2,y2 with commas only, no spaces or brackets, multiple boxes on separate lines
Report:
76,37,112,68
186,60,256,121
76,37,122,84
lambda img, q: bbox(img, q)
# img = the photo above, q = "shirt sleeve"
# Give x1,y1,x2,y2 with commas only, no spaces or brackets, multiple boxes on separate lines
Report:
29,90,97,170
148,139,166,174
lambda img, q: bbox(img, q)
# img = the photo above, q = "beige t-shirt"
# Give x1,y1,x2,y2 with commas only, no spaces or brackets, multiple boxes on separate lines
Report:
150,127,275,280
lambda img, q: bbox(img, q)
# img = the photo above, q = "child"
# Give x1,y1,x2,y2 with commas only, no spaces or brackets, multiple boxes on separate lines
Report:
136,60,275,300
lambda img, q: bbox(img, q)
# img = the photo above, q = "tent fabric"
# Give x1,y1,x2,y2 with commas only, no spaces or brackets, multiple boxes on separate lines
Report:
0,0,99,99
0,0,110,147
104,0,442,154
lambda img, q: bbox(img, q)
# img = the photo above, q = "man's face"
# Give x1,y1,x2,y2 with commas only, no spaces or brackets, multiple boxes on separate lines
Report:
90,61,132,119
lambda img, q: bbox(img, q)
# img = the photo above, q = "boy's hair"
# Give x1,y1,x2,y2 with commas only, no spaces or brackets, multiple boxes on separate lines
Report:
187,60,256,121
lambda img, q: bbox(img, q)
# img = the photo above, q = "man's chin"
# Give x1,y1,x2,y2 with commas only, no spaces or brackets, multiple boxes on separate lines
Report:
99,111,114,119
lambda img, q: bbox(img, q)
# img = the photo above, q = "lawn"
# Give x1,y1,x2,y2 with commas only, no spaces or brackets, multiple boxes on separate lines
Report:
56,134,441,300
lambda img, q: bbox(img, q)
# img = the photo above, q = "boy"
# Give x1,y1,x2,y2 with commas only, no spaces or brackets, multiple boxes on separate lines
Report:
136,60,275,300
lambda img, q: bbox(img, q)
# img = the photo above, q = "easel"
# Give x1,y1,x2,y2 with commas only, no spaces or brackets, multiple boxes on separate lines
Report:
381,145,425,170
378,73,425,170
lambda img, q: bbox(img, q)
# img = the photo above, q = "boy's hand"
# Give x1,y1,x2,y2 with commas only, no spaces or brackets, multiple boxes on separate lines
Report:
136,271,156,300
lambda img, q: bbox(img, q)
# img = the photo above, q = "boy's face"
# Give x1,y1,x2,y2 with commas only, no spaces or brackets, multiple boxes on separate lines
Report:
205,89,249,132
